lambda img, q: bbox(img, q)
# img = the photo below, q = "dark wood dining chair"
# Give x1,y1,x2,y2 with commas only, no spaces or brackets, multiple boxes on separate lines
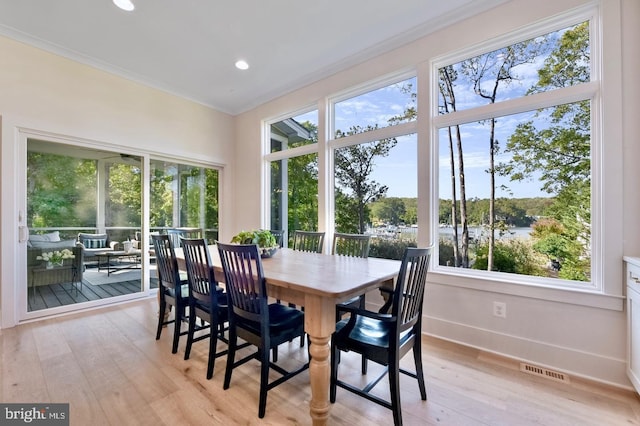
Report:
181,238,231,380
152,234,190,354
269,229,286,248
292,230,325,253
333,232,372,317
330,246,432,426
217,242,309,418
167,227,202,248
332,232,371,258
333,232,372,372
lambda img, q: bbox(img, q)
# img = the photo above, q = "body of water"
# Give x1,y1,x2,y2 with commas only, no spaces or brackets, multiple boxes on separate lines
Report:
438,226,532,240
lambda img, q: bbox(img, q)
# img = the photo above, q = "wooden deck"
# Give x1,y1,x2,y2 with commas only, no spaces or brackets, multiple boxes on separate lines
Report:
28,278,158,312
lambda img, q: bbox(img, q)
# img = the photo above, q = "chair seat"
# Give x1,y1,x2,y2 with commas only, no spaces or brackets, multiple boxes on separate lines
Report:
240,303,304,335
336,316,412,352
193,292,229,311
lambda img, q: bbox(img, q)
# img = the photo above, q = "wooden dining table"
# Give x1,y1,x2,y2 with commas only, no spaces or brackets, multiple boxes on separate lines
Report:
173,245,400,425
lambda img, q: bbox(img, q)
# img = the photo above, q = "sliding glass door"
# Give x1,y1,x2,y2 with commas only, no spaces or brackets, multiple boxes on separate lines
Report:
22,138,221,319
26,140,144,313
149,159,219,243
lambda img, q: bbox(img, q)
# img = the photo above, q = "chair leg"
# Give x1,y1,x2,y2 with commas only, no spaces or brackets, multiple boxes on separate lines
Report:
330,343,339,403
258,347,270,418
172,304,183,354
361,355,368,374
206,318,218,380
223,325,237,390
413,339,427,400
155,295,166,340
184,308,196,360
389,359,402,426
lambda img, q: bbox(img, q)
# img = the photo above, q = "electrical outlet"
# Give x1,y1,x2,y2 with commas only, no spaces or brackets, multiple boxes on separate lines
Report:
493,301,506,318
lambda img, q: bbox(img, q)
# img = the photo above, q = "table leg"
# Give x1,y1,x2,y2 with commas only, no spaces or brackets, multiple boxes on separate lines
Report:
304,295,337,426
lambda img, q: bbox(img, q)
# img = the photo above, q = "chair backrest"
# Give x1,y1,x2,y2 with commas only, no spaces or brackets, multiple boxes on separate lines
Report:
392,247,432,335
292,230,325,253
270,230,286,248
332,233,371,258
217,242,268,326
167,228,202,248
181,238,220,305
152,234,183,294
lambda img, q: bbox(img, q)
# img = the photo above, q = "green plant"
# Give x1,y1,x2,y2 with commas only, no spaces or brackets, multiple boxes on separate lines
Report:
36,249,75,265
230,229,277,249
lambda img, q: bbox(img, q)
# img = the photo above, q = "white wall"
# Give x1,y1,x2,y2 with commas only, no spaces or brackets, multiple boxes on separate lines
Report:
234,0,640,388
0,35,236,327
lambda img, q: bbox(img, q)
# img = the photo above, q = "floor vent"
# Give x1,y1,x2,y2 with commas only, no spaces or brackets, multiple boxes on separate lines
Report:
520,363,570,383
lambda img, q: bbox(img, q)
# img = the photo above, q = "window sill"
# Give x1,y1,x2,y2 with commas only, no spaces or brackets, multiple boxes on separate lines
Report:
428,269,624,311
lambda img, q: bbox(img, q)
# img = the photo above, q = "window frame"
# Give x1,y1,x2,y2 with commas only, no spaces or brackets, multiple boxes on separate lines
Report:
427,5,623,309
260,3,624,311
327,72,418,244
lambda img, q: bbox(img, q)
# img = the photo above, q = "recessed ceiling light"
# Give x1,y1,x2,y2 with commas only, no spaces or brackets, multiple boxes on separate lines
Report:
113,0,135,11
235,60,249,70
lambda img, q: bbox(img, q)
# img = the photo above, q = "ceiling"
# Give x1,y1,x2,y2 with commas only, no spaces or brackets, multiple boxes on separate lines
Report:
0,0,508,115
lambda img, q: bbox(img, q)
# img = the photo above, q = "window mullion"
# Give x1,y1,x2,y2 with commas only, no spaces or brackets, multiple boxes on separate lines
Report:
433,81,598,128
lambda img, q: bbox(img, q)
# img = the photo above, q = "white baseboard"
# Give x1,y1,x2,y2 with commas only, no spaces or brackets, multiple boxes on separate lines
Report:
425,315,632,390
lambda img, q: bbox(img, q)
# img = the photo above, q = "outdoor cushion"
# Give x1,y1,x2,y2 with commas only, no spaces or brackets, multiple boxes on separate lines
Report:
78,233,109,248
30,239,77,250
30,231,61,242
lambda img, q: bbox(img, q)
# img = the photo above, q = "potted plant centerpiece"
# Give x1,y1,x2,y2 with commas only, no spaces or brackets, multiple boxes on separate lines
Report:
230,229,279,258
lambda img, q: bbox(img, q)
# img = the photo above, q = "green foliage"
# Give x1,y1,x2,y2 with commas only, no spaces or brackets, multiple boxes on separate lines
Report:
106,163,141,227
498,22,591,281
334,127,397,233
287,152,319,232
472,239,544,276
149,161,219,236
369,238,417,261
438,238,457,266
231,229,277,248
27,151,97,227
335,190,361,233
439,197,549,227
370,197,406,225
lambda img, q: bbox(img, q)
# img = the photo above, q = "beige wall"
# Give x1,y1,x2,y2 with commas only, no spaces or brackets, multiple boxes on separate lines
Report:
0,35,236,327
234,0,640,388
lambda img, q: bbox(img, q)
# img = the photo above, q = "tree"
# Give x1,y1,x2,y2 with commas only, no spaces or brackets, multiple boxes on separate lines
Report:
439,65,468,267
500,22,591,280
334,126,397,233
458,38,549,271
27,152,96,228
287,153,319,232
371,197,406,226
106,162,141,227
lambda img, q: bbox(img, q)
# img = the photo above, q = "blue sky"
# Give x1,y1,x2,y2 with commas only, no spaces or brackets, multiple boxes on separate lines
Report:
292,23,583,201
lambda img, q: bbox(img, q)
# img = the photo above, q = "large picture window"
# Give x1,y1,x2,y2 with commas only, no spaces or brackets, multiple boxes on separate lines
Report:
268,110,319,245
262,7,617,301
331,76,417,260
434,20,594,286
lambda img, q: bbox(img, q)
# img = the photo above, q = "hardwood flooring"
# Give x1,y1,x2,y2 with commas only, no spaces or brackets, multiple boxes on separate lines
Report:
2,298,639,425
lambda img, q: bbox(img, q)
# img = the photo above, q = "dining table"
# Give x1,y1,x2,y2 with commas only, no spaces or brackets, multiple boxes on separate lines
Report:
173,245,401,425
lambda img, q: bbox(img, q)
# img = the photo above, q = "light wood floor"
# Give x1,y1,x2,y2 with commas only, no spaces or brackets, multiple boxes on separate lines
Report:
2,298,639,425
